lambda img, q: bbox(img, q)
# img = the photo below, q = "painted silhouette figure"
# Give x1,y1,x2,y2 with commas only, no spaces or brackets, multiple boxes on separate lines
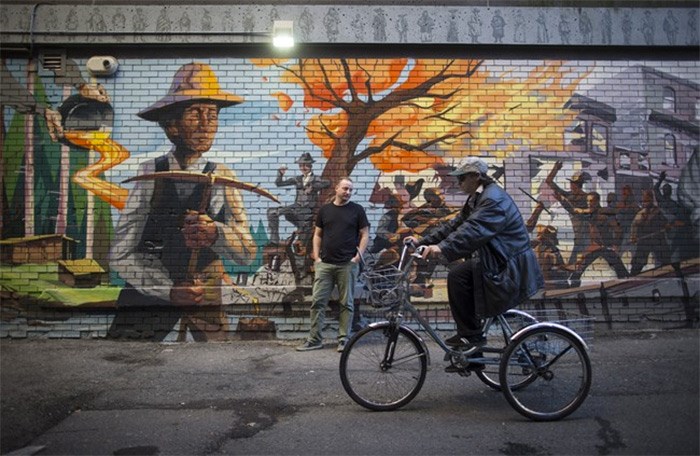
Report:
537,11,549,43
468,10,482,43
491,10,506,43
561,192,628,283
267,152,330,248
663,11,679,45
630,190,670,275
546,161,591,264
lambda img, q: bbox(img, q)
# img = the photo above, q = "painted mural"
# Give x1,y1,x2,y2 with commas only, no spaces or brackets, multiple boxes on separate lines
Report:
1,57,698,339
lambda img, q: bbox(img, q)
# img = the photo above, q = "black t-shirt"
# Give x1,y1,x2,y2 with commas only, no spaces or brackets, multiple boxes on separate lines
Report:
316,201,370,264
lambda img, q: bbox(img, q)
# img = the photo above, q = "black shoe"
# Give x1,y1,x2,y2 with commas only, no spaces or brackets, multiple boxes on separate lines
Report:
445,334,486,349
445,334,467,347
445,334,486,354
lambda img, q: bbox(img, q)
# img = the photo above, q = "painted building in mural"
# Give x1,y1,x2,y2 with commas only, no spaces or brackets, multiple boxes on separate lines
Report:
1,2,698,340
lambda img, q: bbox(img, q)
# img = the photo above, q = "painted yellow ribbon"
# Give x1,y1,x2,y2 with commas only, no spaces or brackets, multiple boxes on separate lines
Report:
63,130,130,210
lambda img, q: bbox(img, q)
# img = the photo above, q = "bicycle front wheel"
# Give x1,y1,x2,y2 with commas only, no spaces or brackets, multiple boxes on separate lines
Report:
499,324,592,421
339,323,427,411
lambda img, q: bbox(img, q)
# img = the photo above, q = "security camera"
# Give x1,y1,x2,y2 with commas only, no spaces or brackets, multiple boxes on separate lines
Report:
87,56,119,77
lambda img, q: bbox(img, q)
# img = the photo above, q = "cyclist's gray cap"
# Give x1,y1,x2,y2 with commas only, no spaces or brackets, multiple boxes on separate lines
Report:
449,157,488,176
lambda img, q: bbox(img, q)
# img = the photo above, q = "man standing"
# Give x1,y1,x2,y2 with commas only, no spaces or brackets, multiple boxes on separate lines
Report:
297,177,370,352
109,62,256,340
267,152,330,248
406,157,543,356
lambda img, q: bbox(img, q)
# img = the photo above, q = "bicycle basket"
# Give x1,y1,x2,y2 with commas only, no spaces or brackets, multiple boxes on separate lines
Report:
362,266,408,310
520,309,595,348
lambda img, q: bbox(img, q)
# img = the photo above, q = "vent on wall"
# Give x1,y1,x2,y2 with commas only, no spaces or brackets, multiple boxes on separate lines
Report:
40,51,66,74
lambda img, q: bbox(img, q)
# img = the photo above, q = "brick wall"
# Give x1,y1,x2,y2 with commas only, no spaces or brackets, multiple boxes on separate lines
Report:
1,53,699,340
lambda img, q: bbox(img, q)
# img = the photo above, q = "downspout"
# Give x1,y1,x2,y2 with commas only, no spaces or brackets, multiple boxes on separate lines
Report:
29,3,44,58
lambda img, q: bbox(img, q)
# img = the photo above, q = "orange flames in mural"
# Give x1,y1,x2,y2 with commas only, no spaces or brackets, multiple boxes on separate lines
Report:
448,62,591,159
63,130,130,210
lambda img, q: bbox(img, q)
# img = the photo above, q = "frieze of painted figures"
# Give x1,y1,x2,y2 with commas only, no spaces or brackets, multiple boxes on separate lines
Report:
1,5,698,46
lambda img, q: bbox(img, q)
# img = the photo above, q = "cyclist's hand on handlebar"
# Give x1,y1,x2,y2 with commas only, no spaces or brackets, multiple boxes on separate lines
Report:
418,244,441,260
404,236,420,248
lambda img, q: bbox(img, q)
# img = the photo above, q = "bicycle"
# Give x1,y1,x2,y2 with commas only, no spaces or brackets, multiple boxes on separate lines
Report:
339,243,593,421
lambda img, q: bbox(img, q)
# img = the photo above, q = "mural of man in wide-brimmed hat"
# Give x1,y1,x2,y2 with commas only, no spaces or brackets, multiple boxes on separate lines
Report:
109,62,256,341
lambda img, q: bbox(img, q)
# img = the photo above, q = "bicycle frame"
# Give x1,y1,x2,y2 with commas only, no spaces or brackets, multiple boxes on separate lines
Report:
374,244,522,367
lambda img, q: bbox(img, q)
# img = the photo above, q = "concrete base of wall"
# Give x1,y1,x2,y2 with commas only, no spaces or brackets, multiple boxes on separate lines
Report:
1,297,696,341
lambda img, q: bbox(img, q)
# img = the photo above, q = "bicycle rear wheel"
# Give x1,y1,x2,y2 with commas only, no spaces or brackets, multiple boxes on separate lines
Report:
339,323,427,411
499,324,592,421
476,310,538,391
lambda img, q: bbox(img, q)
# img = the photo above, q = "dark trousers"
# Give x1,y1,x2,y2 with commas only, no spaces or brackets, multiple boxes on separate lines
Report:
267,204,313,245
631,237,671,276
446,260,483,337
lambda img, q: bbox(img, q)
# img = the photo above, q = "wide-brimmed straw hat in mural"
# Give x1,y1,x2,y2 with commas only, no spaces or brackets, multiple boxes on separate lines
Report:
295,152,316,164
138,62,244,121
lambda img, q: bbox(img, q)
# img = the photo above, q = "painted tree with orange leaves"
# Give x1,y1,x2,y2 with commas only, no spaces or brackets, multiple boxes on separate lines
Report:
257,58,483,190
255,58,588,199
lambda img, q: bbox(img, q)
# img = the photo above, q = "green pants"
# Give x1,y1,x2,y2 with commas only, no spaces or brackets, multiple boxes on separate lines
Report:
307,261,359,344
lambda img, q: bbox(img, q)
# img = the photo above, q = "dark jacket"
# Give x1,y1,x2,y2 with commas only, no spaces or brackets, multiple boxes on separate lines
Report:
275,172,330,208
421,182,544,317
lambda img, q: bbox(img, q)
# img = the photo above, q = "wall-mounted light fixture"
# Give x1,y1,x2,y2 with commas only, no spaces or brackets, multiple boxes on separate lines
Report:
272,21,294,48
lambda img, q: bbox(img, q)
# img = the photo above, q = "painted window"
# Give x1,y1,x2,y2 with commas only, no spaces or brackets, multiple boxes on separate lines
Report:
618,151,631,170
664,133,677,166
591,123,608,155
638,153,650,171
662,86,676,112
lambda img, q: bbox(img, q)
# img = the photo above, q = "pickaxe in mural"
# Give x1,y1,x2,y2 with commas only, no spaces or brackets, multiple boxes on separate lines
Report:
124,169,279,293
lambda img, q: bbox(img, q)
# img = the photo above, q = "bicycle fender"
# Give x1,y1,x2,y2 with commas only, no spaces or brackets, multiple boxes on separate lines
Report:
367,321,432,368
509,321,590,352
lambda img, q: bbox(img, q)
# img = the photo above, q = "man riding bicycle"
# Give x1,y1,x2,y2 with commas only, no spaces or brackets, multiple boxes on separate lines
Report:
406,157,544,353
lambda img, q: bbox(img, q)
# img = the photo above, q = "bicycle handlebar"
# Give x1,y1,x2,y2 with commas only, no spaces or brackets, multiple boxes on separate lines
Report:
397,241,425,271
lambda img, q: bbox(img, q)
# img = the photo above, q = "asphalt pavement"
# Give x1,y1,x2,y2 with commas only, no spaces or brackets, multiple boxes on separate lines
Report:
1,328,698,456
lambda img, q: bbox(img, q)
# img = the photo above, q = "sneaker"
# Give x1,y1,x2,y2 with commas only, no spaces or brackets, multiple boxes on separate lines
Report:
337,339,347,352
445,334,467,347
296,340,323,351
